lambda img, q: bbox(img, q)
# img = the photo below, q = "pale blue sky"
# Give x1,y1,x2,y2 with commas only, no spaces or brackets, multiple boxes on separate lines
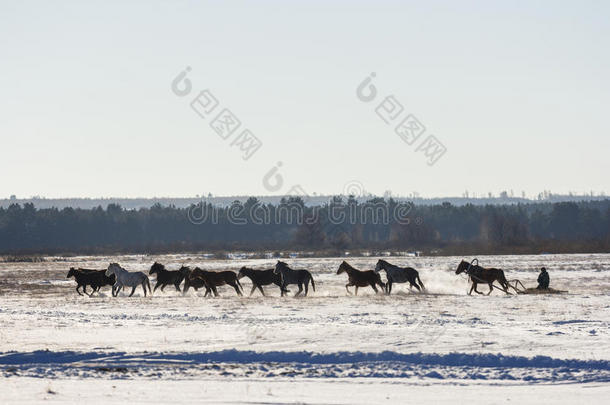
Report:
1,1,608,198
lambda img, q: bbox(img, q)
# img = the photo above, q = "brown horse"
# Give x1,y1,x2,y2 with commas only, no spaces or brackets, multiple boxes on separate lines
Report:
336,261,385,295
181,266,243,296
455,260,509,295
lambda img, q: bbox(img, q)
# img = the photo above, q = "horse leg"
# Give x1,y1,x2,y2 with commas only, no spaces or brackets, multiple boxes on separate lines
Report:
411,280,421,292
387,281,392,295
129,286,136,297
257,285,266,296
212,286,219,297
294,283,303,297
371,283,378,294
231,282,242,296
304,280,309,296
355,286,359,296
250,285,257,296
473,283,484,295
487,283,493,295
153,282,161,292
76,285,83,296
345,284,353,295
280,283,286,297
174,282,181,292
468,284,474,295
160,284,166,292
142,282,147,297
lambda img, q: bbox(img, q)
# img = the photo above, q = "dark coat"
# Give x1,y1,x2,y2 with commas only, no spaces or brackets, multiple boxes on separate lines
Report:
537,270,550,289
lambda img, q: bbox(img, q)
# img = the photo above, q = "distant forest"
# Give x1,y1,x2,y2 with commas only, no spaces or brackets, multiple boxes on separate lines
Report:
0,198,609,255
1,191,608,210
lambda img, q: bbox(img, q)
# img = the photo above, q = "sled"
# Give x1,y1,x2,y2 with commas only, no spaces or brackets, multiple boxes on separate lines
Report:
507,279,568,295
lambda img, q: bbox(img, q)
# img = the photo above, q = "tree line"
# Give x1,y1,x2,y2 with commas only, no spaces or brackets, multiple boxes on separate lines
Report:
0,197,608,255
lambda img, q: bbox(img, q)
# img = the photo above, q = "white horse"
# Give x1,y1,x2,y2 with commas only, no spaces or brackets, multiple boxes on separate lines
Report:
105,263,152,297
375,259,425,294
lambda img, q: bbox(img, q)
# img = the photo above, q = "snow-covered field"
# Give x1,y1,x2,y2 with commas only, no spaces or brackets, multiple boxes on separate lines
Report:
1,253,609,404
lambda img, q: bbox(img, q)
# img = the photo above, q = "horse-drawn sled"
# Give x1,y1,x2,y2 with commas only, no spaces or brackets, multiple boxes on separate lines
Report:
457,259,568,295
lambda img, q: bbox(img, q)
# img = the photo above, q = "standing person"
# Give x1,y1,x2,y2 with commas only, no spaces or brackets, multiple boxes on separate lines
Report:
537,267,550,290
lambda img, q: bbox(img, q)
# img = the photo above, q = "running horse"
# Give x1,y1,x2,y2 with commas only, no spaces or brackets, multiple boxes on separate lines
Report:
273,261,316,297
105,263,152,297
336,261,385,295
237,267,289,296
455,259,510,295
374,259,425,294
180,266,243,297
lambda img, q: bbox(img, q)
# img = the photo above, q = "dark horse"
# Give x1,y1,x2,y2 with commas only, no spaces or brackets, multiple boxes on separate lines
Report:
455,259,509,295
336,261,385,295
67,268,115,296
237,267,289,296
375,259,425,294
273,261,315,297
181,266,243,296
149,262,187,293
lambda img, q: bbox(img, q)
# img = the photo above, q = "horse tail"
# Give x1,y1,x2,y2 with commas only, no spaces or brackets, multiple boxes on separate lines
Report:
309,272,316,292
416,273,425,290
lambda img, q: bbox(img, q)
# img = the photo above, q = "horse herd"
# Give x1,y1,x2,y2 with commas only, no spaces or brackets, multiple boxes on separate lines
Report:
67,258,511,298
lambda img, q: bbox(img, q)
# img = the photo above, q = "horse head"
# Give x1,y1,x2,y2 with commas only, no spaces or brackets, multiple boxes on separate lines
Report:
455,260,469,275
374,260,385,272
178,265,191,277
274,261,287,274
337,261,349,275
106,263,120,277
149,262,164,275
67,268,76,278
237,266,249,279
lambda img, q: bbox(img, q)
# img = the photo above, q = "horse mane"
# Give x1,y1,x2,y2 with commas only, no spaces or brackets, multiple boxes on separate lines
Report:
276,261,289,269
152,262,165,271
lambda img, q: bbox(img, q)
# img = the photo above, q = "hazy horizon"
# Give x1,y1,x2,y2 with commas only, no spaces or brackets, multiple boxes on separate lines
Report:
2,1,609,199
